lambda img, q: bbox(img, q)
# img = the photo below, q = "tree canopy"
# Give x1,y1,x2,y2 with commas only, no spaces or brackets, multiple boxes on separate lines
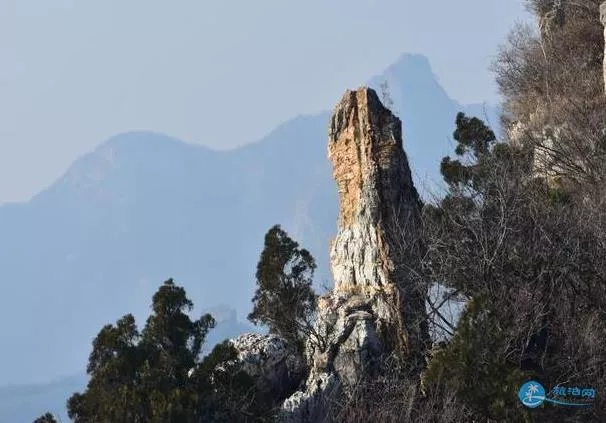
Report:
248,225,318,353
65,279,272,423
33,413,58,423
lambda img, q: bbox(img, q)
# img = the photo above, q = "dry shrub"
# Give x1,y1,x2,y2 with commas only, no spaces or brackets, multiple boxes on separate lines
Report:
326,356,475,423
494,0,606,188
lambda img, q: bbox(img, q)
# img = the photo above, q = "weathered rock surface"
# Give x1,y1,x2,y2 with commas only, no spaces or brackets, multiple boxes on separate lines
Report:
506,4,605,187
601,2,606,92
508,113,567,185
281,87,429,422
229,333,306,399
282,372,340,422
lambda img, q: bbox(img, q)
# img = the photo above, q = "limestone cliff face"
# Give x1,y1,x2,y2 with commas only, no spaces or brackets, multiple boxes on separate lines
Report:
282,88,428,422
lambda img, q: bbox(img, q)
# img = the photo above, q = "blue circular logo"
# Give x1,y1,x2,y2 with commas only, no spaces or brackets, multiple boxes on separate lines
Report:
519,381,546,408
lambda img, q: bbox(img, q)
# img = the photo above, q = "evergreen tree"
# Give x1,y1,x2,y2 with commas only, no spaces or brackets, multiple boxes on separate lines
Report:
248,225,318,353
33,413,58,423
439,112,498,189
67,279,271,423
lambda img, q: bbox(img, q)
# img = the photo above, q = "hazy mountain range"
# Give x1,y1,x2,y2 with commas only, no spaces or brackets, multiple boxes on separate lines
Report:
0,53,499,421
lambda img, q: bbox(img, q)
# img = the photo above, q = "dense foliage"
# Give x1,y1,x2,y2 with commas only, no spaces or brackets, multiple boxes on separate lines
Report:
248,225,318,353
33,413,58,423
63,279,273,423
39,227,319,423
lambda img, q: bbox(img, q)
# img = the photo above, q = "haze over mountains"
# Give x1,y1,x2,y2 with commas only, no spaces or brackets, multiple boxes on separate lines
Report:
0,52,498,422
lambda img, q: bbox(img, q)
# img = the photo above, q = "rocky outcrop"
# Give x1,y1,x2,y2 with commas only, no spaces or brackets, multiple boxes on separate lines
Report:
506,3,605,187
281,88,429,422
508,113,567,185
229,333,305,399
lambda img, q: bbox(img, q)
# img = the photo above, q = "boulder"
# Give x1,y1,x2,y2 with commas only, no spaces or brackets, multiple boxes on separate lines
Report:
229,333,306,399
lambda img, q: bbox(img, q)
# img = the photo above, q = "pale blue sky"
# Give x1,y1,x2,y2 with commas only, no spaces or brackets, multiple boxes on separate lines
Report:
0,0,528,202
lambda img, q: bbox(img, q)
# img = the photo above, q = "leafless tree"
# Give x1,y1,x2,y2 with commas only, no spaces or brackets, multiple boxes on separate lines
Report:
420,134,606,421
494,0,606,190
325,353,475,423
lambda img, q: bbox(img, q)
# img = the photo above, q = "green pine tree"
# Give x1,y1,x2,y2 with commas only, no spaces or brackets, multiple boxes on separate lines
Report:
248,225,318,353
67,279,273,423
33,413,58,423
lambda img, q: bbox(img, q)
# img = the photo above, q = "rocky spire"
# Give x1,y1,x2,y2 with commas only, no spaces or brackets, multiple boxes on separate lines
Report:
327,88,427,356
329,89,422,290
282,87,428,422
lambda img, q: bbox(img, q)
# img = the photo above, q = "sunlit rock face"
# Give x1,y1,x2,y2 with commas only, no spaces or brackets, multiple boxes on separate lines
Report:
328,88,422,293
281,88,429,422
229,333,305,399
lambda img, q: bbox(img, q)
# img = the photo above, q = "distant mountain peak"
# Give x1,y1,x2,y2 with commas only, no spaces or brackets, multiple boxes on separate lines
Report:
376,53,434,82
55,148,118,195
44,132,197,198
391,53,432,70
369,53,444,98
98,131,190,152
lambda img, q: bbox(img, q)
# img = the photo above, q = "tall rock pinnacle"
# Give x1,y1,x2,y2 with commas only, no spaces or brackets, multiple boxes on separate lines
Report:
327,87,427,360
329,88,422,294
282,88,428,422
